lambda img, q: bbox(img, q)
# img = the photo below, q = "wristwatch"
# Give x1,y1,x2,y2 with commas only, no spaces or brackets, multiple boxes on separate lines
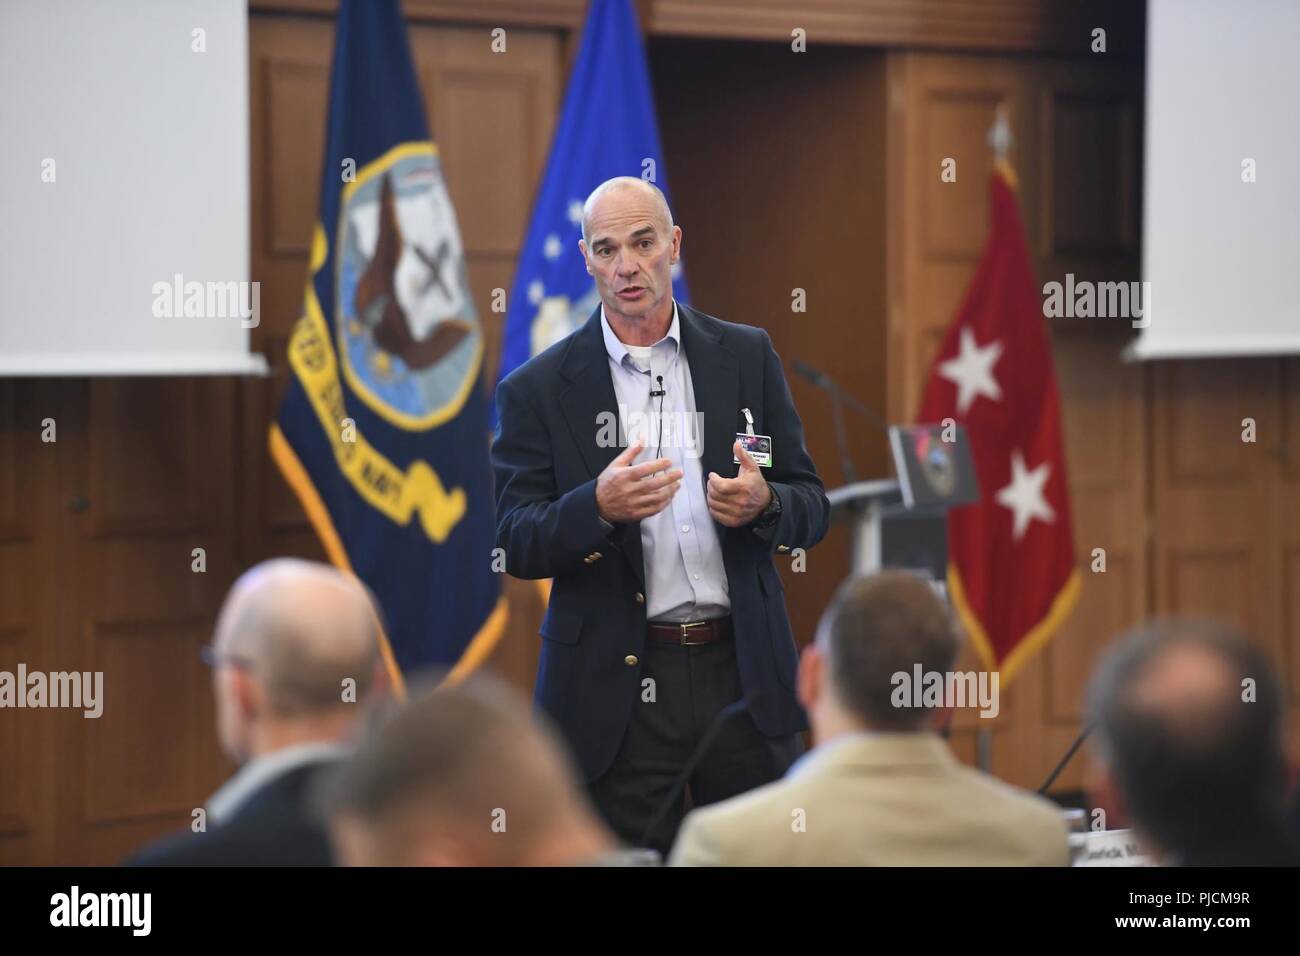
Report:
750,483,782,531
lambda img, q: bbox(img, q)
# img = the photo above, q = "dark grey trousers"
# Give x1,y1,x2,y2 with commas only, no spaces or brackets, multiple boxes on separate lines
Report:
587,635,804,857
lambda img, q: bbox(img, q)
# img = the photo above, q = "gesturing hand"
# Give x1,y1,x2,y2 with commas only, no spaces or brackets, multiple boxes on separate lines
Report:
706,441,772,528
596,439,682,524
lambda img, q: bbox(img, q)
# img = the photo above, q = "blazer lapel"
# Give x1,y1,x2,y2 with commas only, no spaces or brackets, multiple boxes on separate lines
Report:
558,307,645,588
678,305,740,486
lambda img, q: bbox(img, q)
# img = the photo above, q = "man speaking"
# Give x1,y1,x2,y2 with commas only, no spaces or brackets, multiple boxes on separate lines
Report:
492,177,829,852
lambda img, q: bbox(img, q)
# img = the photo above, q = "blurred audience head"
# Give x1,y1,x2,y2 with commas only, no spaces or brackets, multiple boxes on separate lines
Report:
319,673,617,866
799,571,959,741
1087,619,1292,864
210,558,383,765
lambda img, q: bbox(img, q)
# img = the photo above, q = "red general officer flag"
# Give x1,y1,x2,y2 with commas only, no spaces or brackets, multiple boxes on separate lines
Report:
917,166,1080,684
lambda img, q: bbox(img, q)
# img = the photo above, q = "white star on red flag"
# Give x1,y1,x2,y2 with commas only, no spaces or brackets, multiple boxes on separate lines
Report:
938,326,1003,415
995,450,1056,540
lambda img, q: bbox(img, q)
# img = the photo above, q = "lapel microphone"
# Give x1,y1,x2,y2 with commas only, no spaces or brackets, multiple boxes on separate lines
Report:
649,374,665,398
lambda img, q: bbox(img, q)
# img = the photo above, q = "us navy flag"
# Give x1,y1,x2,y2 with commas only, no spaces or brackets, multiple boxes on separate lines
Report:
271,0,504,685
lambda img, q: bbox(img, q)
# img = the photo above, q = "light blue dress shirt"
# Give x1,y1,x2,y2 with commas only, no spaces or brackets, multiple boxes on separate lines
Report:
600,302,730,623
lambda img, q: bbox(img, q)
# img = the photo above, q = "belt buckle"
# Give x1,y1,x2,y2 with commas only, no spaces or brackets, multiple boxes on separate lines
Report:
678,621,709,646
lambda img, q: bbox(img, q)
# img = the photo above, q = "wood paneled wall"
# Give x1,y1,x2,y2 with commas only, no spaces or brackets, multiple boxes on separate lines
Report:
0,380,233,864
648,0,1143,55
1152,359,1300,719
252,0,1144,57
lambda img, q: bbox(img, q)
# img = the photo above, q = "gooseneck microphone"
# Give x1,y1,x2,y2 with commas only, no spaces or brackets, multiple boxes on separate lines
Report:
790,360,892,435
636,691,760,852
791,359,890,486
1038,720,1095,794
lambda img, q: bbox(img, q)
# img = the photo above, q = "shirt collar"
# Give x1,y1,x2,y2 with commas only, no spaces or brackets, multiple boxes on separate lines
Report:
784,730,953,780
206,740,349,825
600,300,681,370
785,730,875,780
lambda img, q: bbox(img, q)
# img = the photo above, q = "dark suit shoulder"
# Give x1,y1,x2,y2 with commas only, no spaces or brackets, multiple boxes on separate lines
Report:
124,761,335,867
679,304,760,340
498,320,589,394
678,306,776,362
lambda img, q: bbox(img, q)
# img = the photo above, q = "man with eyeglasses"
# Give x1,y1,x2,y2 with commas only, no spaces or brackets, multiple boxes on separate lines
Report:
126,558,385,866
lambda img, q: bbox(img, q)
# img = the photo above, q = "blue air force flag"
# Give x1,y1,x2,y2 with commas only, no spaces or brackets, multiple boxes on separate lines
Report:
270,0,503,680
493,0,688,419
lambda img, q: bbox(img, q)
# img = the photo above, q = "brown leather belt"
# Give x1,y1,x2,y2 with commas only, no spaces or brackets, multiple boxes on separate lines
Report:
646,616,733,646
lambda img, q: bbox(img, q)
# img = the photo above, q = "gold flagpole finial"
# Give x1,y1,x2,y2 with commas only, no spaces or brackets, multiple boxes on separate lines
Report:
988,103,1018,188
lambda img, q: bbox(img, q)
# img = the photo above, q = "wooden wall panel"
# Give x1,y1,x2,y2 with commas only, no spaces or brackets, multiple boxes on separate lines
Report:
1280,358,1300,700
649,0,1143,56
82,619,211,826
53,379,235,864
0,626,27,833
0,382,26,541
0,382,61,864
418,26,561,387
265,61,330,259
1042,93,1136,260
1046,334,1147,730
250,0,1142,55
88,379,219,537
1151,358,1291,733
1152,360,1276,649
253,0,586,30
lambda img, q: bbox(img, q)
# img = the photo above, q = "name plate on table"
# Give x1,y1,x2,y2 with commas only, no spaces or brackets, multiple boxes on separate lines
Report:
1071,828,1153,867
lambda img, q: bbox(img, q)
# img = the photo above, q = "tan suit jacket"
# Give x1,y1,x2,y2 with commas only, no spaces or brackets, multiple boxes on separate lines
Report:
668,732,1069,866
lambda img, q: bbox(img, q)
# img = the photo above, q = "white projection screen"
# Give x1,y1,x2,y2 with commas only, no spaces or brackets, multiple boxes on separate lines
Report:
0,0,265,375
1130,0,1300,360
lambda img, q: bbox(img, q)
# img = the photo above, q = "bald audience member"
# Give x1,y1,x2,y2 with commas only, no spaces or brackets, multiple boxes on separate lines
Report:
670,572,1069,866
1087,620,1300,866
319,675,624,866
127,558,384,866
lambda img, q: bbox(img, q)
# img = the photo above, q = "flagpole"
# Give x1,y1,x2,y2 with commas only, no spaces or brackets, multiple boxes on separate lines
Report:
988,103,1017,191
974,104,1014,774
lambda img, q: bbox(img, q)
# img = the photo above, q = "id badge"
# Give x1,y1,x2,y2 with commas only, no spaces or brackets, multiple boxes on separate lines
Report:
734,432,773,468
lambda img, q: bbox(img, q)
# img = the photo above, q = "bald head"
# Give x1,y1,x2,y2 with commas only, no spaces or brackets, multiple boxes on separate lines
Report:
212,559,381,759
578,177,681,327
1122,642,1243,747
1088,619,1288,859
581,176,673,244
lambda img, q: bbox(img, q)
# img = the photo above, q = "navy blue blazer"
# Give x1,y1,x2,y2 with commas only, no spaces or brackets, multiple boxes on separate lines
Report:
123,760,336,867
491,304,830,780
